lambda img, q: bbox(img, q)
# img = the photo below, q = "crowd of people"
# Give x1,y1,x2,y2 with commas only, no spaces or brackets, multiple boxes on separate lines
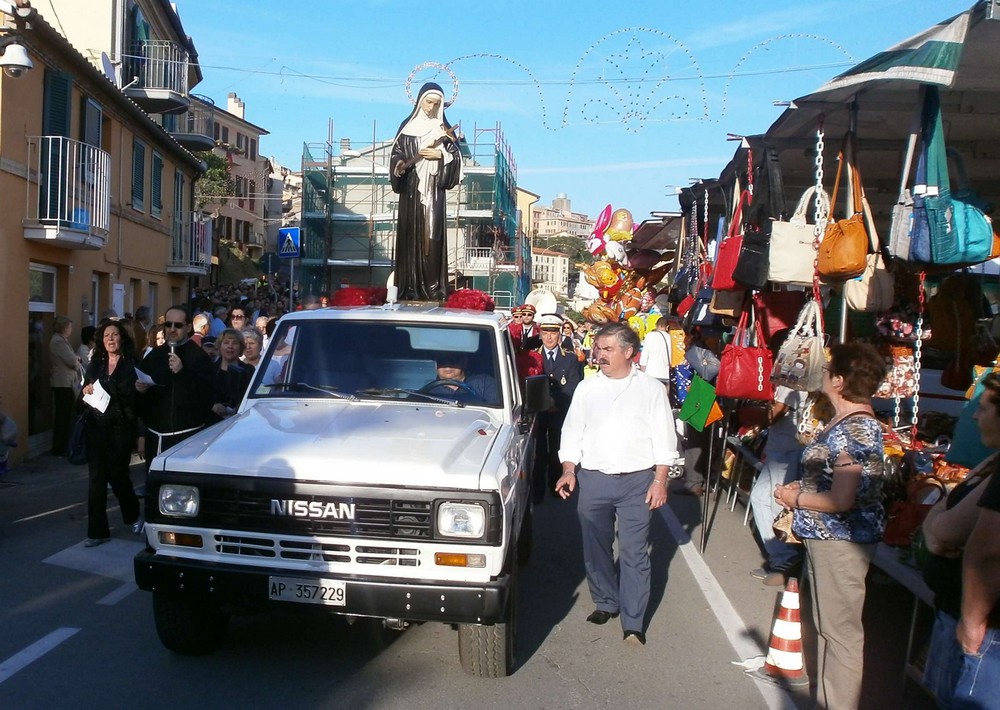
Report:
34,281,1000,707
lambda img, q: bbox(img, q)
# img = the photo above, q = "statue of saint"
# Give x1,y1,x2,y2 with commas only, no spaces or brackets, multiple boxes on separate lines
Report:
390,82,461,301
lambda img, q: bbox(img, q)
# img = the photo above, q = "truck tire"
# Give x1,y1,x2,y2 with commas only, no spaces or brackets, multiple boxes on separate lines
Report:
458,565,517,677
152,592,229,655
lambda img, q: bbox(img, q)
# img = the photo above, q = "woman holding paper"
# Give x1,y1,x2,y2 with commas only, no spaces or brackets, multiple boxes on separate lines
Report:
80,320,142,547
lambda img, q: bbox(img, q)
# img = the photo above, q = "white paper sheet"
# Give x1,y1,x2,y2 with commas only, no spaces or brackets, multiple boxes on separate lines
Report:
135,368,157,386
82,379,110,414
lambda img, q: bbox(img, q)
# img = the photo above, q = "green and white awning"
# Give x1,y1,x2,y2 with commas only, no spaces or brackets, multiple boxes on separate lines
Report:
818,9,971,93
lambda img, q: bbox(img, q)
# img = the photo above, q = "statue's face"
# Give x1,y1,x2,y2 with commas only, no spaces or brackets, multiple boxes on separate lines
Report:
420,93,441,118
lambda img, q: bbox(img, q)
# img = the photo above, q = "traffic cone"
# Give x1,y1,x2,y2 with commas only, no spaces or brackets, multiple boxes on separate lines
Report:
756,577,809,687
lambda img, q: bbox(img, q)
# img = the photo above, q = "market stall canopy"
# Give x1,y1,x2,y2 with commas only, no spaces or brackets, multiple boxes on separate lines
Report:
762,1,1000,230
630,213,683,252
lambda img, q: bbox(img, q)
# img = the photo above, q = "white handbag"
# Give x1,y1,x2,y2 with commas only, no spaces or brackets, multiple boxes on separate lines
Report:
844,195,895,313
768,187,830,286
771,299,827,392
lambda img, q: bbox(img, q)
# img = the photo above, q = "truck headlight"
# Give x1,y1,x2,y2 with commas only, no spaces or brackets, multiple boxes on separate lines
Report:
158,484,200,517
437,502,486,538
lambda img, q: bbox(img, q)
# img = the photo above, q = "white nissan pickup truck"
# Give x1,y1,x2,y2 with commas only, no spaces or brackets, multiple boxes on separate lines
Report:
134,304,545,677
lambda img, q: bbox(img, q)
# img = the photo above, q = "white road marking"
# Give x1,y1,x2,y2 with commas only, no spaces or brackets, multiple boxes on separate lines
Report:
12,502,85,524
659,505,798,710
0,628,80,685
97,581,139,606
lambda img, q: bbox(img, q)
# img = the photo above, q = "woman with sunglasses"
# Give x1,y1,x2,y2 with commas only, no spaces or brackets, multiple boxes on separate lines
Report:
774,342,888,709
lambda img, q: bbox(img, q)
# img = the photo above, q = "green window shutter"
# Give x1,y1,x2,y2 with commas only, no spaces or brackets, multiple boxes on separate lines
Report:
151,152,163,217
132,140,145,210
43,70,72,137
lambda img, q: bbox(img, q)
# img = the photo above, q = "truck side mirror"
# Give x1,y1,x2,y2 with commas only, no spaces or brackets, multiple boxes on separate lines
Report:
523,375,552,414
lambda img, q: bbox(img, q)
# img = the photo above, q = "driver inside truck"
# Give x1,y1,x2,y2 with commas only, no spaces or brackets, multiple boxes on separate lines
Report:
426,352,498,404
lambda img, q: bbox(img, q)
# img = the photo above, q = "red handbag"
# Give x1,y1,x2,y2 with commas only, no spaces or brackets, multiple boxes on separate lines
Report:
716,308,774,401
711,190,750,292
752,290,807,343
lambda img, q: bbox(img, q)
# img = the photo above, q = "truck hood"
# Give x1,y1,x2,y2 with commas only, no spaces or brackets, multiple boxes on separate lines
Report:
153,400,501,489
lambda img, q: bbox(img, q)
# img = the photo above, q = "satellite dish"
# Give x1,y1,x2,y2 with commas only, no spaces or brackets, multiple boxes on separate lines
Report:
525,288,558,316
100,52,118,86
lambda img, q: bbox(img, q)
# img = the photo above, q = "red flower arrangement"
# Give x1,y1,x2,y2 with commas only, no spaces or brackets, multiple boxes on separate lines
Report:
445,289,495,312
330,286,387,307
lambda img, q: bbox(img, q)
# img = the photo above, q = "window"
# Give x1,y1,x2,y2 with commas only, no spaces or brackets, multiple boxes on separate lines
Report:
132,139,146,211
28,264,57,311
236,132,247,154
236,175,245,208
80,98,102,147
221,125,229,144
151,151,163,218
214,122,220,141
250,138,257,161
249,179,256,211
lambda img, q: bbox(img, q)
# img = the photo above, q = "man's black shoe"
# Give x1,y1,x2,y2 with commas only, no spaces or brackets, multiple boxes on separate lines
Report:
586,609,619,625
623,630,646,646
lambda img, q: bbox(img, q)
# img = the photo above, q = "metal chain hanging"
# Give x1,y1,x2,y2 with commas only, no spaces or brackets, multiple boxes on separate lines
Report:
811,117,827,313
911,271,927,441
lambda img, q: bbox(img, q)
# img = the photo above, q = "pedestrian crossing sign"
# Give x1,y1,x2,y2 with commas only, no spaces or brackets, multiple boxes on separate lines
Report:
278,227,300,258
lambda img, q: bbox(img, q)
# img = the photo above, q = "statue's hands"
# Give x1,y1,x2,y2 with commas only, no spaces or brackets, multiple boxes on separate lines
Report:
419,147,442,160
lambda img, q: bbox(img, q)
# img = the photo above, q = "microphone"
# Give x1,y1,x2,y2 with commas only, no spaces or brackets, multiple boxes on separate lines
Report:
169,344,176,357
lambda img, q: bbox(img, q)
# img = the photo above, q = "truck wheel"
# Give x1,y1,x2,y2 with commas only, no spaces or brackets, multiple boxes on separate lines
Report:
517,506,533,566
458,566,517,677
152,592,229,655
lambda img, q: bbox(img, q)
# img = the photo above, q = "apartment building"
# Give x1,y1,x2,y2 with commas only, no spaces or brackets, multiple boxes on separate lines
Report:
204,92,270,260
531,193,594,239
531,247,571,298
1,1,206,459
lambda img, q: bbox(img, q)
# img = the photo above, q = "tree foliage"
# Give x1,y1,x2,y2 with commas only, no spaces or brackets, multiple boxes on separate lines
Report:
194,151,233,209
534,233,593,266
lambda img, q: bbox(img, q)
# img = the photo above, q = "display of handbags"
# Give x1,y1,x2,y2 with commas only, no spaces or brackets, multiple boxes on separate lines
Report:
844,195,895,312
711,190,750,292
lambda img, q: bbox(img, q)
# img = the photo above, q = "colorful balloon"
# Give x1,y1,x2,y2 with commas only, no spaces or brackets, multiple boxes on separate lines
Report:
605,208,634,242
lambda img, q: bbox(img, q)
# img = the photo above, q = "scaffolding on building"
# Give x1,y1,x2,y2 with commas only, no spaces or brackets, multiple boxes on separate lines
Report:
296,120,529,305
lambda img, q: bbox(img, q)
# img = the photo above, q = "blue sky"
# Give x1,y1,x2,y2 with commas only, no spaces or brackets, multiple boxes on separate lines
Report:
176,0,973,223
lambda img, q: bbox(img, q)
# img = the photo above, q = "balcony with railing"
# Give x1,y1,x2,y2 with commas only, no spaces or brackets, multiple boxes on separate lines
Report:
160,94,214,151
168,213,212,275
23,136,111,250
123,40,190,114
456,246,518,274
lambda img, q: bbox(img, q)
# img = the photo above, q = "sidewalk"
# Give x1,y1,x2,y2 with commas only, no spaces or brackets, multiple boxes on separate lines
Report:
666,475,936,710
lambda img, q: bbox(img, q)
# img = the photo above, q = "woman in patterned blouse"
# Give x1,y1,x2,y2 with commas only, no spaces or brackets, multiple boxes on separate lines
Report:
774,342,888,710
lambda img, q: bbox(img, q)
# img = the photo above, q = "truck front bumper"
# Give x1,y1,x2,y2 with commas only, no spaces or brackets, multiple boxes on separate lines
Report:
134,550,511,624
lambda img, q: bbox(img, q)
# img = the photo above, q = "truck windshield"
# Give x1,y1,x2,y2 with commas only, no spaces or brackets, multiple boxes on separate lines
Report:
250,320,503,408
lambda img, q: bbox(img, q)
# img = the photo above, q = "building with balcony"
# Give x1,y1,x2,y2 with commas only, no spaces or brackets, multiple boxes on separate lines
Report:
201,92,270,262
297,123,528,309
1,3,206,460
531,248,571,299
532,193,594,239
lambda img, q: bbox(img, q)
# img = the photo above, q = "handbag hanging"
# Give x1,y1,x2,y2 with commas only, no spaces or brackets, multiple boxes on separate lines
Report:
711,188,751,292
752,289,807,343
817,137,868,280
709,288,746,318
732,227,770,291
768,186,829,286
678,374,721,432
716,307,774,401
843,194,895,313
772,508,801,545
771,299,827,392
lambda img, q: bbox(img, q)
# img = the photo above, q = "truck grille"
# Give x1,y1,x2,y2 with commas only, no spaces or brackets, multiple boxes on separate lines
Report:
215,534,421,566
197,489,433,540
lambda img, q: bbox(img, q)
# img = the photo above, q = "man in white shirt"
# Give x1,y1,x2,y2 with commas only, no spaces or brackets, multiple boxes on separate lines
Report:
638,316,673,381
555,322,679,647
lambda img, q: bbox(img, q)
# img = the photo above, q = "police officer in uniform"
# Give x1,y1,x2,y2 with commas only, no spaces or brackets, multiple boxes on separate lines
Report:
533,314,582,502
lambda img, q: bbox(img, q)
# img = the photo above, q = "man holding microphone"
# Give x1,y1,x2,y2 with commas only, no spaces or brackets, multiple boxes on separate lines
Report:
136,305,214,468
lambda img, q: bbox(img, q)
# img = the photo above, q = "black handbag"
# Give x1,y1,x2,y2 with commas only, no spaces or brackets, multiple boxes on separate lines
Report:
732,227,770,290
67,413,87,466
